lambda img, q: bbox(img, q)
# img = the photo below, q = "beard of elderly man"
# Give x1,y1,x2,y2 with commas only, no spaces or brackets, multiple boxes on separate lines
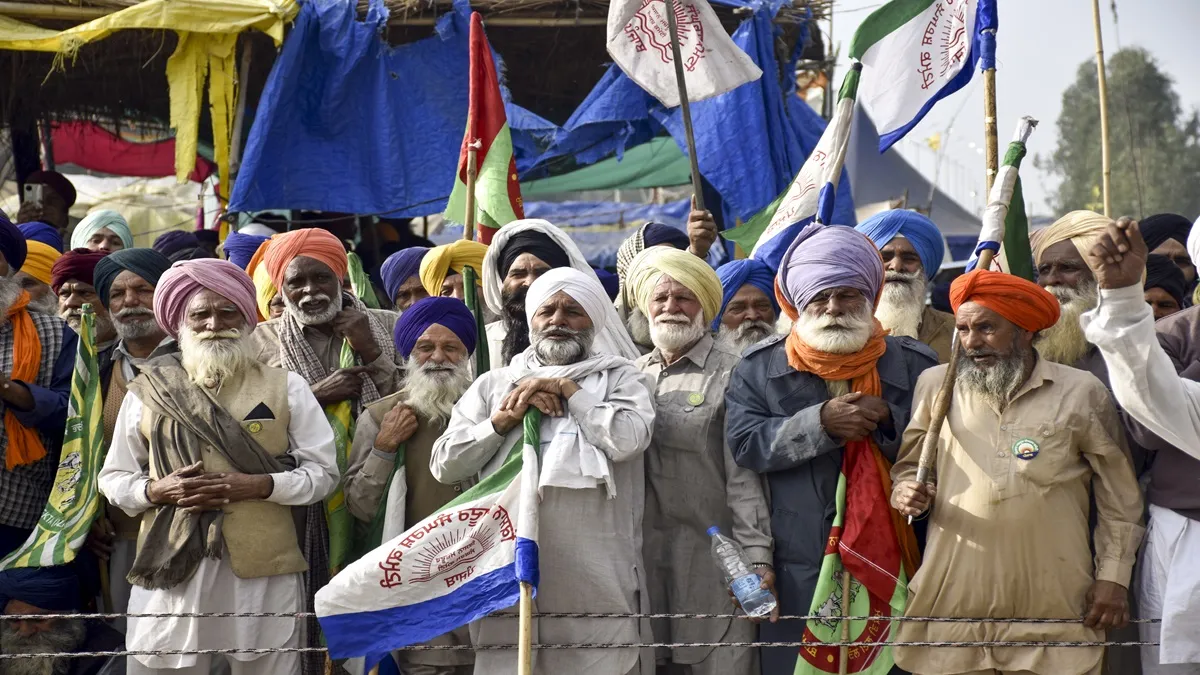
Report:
56,280,115,345
715,284,776,355
1035,239,1100,367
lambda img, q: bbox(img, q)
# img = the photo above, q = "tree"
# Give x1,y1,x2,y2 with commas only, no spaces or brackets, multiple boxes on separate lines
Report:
1039,47,1200,219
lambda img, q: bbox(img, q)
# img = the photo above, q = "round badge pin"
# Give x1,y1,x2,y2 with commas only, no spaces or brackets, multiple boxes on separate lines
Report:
687,392,705,406
248,421,263,434
1012,438,1039,460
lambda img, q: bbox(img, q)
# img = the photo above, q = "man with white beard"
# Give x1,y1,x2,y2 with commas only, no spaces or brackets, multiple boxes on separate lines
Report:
725,224,937,675
1031,211,1111,372
344,297,479,675
626,247,773,675
891,269,1142,675
13,240,61,315
856,210,954,363
433,267,655,675
50,249,116,348
98,259,338,675
713,258,778,354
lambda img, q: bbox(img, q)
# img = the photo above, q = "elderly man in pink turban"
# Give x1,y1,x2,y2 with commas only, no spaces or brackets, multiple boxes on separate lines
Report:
98,259,338,675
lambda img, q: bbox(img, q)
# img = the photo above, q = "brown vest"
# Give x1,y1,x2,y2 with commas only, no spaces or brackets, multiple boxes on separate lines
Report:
139,362,307,579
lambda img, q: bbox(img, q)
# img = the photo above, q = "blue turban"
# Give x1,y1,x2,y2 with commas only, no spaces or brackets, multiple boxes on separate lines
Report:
0,212,28,272
94,248,172,307
642,222,690,250
778,223,883,312
153,230,201,257
222,230,270,269
392,296,477,359
381,247,429,304
19,221,63,252
0,564,81,611
593,267,619,300
713,258,779,330
855,210,945,279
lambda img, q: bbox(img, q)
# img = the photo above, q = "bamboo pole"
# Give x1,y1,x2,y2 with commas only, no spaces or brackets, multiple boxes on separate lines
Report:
982,59,998,195
1091,0,1112,217
838,569,851,675
518,581,534,675
463,142,480,242
663,0,706,211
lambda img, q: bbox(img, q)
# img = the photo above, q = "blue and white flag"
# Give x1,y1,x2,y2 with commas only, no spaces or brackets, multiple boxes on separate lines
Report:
849,0,997,152
316,411,542,669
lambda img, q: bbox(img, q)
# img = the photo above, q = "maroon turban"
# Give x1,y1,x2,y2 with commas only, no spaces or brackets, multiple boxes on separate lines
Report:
50,248,109,293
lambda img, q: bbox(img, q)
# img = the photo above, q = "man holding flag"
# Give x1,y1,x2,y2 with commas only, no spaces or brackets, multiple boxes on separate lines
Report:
725,223,933,675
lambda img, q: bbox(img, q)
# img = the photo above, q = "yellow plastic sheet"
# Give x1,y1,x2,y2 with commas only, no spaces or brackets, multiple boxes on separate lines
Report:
0,0,297,191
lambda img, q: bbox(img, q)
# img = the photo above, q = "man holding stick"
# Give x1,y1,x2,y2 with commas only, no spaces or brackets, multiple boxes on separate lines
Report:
892,269,1144,675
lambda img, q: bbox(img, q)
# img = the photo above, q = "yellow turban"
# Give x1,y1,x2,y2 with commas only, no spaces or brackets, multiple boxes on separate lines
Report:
625,247,722,323
419,240,487,296
21,241,61,285
1031,210,1113,264
244,237,279,321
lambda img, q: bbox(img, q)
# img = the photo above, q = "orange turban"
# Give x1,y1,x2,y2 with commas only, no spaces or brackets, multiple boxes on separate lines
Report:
950,269,1061,332
262,228,348,288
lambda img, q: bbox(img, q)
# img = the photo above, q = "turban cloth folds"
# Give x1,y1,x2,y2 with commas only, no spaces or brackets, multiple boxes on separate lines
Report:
1145,253,1187,309
625,247,723,324
419,240,487,296
1031,210,1112,264
153,230,201,257
153,259,258,340
714,258,778,330
855,209,945,279
71,210,133,250
496,229,570,278
244,237,277,321
1140,213,1192,253
950,269,1061,332
94,248,172,307
263,228,348,288
0,213,28,272
18,221,63,252
51,248,109,293
21,241,61,285
776,223,884,314
525,267,614,335
381,247,429,304
0,564,81,611
392,297,478,359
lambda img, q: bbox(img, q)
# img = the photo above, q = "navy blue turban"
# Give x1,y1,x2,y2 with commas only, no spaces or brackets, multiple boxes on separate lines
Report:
392,296,477,359
594,267,619,300
1141,213,1192,253
713,258,779,330
381,247,429,304
855,209,945,279
0,212,28,273
1146,253,1187,309
94,248,172,307
153,230,201,257
18,221,63,252
0,564,81,611
222,230,270,270
642,222,690,250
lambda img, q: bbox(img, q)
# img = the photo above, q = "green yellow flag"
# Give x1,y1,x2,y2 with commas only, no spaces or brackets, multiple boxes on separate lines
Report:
324,339,357,571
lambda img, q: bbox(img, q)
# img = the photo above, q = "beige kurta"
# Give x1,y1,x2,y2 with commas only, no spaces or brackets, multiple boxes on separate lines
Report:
249,308,403,398
917,305,955,364
636,335,771,670
892,357,1144,675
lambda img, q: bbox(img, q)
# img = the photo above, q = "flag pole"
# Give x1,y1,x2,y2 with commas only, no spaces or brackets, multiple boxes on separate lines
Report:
518,580,534,675
1091,0,1112,217
838,569,851,675
463,140,480,242
663,0,706,211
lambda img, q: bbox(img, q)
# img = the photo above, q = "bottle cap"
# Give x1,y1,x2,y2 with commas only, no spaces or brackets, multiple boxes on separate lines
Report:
706,526,720,536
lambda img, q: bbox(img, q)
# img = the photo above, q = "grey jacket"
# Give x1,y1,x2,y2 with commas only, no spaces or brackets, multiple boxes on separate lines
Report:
724,334,936,675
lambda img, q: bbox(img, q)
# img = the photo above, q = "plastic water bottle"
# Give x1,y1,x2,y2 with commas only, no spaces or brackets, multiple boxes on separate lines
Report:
708,526,777,618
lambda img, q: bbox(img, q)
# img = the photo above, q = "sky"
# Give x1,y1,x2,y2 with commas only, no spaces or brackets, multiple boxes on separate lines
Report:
828,0,1200,218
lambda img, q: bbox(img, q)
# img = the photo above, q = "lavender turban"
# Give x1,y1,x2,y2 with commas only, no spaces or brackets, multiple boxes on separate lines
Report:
153,259,258,339
777,223,884,312
392,297,477,359
221,230,270,269
153,230,201,257
381,247,429,303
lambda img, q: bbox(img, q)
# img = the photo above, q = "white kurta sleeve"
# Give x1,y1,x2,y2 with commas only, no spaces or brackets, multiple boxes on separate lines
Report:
565,368,655,463
1081,284,1200,460
268,371,340,506
431,374,509,483
98,392,154,516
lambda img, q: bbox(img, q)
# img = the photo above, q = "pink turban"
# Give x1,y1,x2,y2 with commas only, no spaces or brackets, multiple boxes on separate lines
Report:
153,259,258,339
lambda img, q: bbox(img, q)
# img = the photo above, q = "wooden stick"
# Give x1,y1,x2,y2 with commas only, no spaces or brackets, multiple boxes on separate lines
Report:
838,569,851,675
518,580,534,675
463,142,480,242
663,0,706,211
1091,0,1112,217
982,46,998,195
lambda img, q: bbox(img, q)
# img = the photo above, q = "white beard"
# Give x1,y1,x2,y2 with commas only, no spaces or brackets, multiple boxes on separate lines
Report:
531,326,595,366
0,275,24,322
649,311,707,354
283,291,343,326
625,307,652,348
113,307,160,341
0,618,86,675
793,305,876,354
715,320,775,354
402,355,473,426
61,307,114,342
178,327,252,388
1035,281,1098,366
27,292,57,315
875,271,927,340
957,341,1032,412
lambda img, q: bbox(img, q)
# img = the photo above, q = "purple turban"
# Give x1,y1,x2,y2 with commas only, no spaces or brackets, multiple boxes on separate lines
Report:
714,258,779,330
153,230,201,257
777,223,884,312
0,212,27,273
392,297,477,359
381,247,429,304
222,230,270,269
19,221,64,252
153,259,258,339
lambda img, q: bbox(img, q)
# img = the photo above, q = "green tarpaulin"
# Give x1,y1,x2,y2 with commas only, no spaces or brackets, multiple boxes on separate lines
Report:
521,137,690,197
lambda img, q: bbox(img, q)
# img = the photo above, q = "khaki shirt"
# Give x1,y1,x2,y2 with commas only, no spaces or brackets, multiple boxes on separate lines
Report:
892,357,1144,675
917,305,955,364
636,334,771,664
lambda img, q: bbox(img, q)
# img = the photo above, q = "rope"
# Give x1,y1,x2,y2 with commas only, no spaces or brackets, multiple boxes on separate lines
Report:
0,640,1163,660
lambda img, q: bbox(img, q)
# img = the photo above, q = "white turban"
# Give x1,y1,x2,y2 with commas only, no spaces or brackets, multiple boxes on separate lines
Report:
1188,216,1200,279
71,210,134,249
525,267,636,358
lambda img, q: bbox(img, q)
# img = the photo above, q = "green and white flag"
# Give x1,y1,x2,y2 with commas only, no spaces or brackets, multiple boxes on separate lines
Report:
1,305,103,569
969,116,1038,279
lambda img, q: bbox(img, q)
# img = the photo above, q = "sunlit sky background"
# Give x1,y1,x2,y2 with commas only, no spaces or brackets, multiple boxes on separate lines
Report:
828,0,1200,218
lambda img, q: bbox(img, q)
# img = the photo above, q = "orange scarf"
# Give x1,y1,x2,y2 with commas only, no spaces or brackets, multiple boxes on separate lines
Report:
5,291,47,469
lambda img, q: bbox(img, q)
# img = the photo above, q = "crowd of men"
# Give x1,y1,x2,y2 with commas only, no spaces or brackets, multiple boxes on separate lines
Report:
1,169,1199,675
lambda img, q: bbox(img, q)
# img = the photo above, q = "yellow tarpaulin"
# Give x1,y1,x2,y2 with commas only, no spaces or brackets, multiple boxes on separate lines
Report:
0,0,297,197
